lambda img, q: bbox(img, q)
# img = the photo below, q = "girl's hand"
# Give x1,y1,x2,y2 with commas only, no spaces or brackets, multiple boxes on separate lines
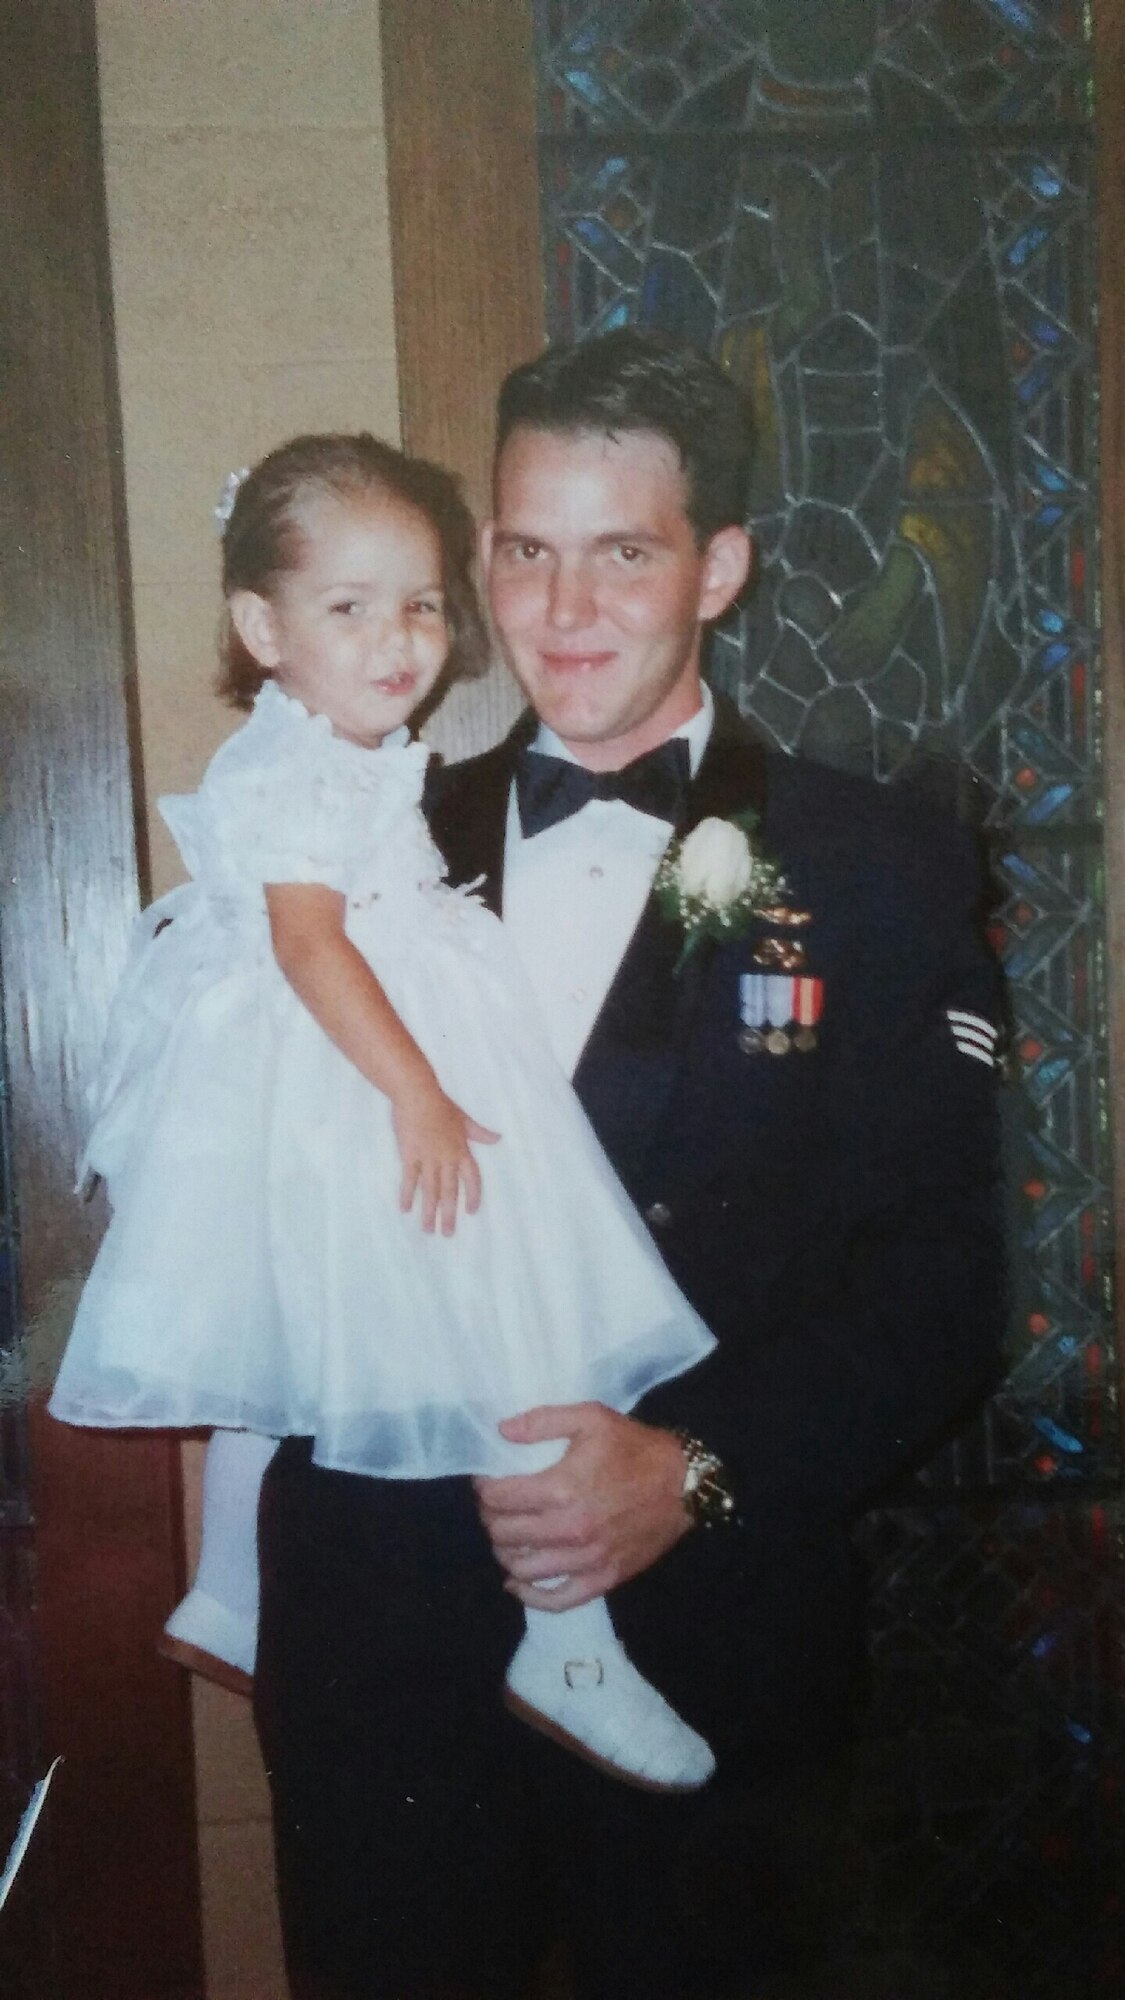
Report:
391,1079,499,1235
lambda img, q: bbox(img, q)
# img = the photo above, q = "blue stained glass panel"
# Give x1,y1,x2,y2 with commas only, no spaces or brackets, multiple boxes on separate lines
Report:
538,0,1093,134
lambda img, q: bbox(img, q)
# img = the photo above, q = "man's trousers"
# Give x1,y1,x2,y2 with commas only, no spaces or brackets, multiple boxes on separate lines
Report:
254,1439,857,2000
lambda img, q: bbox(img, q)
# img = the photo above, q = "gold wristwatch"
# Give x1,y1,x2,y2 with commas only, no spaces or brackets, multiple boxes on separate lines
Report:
672,1429,738,1529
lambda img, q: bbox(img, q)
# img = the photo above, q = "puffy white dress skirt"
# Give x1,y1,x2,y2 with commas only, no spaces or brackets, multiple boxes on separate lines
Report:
50,685,714,1478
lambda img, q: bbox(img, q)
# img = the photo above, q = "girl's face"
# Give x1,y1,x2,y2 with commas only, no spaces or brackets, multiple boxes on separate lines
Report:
232,490,450,747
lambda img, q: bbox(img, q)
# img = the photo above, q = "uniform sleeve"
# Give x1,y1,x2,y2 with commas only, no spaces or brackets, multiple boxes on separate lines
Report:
649,816,1006,1522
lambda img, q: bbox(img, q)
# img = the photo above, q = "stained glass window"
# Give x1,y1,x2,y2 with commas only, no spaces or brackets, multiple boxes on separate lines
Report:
533,3,1118,1987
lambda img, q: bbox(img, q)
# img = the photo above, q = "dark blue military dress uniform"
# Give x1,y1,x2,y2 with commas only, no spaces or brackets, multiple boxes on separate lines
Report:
255,694,1005,2000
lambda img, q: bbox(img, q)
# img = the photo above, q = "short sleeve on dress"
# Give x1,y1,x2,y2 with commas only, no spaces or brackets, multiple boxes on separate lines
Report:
159,685,396,904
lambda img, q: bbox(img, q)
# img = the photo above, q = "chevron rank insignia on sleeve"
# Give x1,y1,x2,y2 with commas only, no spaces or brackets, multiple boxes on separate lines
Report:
946,1009,999,1067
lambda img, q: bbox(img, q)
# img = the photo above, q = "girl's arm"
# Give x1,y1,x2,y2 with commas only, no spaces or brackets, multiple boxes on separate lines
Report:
265,881,497,1235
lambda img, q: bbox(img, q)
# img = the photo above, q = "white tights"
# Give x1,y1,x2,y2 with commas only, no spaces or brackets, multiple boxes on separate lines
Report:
163,1428,278,1676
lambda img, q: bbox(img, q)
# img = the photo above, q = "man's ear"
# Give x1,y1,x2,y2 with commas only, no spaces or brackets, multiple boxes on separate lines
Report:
698,526,753,623
229,589,282,670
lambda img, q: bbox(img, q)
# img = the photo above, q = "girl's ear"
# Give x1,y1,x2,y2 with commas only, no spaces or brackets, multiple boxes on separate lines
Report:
229,590,282,670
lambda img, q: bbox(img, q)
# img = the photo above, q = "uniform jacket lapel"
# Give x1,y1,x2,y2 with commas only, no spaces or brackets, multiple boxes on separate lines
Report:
426,696,771,1186
571,697,769,1181
423,713,534,917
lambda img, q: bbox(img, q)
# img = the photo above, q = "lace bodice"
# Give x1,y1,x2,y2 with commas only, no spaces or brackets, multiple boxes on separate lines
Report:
158,683,444,938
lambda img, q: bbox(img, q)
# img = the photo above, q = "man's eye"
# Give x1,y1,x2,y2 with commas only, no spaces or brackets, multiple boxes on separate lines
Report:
510,540,543,562
615,544,645,564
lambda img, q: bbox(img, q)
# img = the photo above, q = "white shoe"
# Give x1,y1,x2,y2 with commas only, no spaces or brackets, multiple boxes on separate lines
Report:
503,1632,715,1793
160,1587,256,1685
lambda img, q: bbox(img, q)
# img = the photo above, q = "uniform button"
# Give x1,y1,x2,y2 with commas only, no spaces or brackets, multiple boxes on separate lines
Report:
645,1200,672,1228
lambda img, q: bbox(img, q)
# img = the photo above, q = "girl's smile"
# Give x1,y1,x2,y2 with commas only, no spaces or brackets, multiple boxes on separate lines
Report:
231,491,450,747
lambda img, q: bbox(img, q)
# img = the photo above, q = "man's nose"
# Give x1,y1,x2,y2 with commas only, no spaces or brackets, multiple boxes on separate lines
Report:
545,559,596,630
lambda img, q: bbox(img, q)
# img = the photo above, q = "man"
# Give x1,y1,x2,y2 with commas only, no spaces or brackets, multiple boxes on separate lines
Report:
255,329,1004,2000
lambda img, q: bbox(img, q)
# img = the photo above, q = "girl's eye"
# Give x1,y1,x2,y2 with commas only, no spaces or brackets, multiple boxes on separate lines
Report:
330,599,363,616
408,597,444,618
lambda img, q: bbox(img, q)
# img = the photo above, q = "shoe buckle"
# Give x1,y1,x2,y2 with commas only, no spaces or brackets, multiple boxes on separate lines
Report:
563,1657,604,1689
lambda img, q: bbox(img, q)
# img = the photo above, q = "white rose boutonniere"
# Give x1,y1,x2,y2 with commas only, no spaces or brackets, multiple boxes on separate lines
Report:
655,811,791,971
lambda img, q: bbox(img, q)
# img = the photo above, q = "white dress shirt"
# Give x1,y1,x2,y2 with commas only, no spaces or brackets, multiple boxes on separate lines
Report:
502,687,715,1080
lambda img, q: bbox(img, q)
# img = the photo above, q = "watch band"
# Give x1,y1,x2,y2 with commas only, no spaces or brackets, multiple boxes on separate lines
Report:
671,1428,738,1529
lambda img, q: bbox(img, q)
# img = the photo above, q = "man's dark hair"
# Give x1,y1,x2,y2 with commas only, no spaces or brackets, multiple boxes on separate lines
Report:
495,328,754,545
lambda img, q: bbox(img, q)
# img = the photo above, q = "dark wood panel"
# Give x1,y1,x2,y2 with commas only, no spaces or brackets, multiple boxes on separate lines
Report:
382,0,545,521
1094,0,1125,1450
381,0,544,761
0,4,203,1993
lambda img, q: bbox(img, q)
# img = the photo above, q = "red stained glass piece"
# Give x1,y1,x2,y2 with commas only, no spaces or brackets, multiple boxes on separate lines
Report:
1027,1312,1050,1337
1020,1037,1042,1062
1024,1179,1046,1201
1015,765,1037,789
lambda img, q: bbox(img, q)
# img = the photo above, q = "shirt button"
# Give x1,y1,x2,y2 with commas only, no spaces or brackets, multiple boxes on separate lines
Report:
570,987,587,1004
645,1201,673,1229
589,864,604,879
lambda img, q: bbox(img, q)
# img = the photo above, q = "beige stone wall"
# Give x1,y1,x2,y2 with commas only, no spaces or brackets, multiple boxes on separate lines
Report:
94,5,399,1992
96,0,401,899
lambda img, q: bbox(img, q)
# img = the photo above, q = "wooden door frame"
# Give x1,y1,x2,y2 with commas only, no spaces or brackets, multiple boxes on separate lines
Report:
381,0,545,765
0,4,203,1994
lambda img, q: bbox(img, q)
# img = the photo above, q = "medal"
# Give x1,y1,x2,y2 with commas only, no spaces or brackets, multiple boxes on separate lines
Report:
739,972,825,1055
792,976,824,1052
753,934,807,972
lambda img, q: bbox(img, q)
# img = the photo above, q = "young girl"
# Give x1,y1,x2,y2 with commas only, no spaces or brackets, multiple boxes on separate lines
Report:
50,433,716,1793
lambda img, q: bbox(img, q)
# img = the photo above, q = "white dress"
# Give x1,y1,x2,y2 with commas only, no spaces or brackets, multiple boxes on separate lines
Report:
50,684,714,1478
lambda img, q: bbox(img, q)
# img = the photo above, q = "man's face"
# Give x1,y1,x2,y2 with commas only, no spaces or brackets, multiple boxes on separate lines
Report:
482,426,751,770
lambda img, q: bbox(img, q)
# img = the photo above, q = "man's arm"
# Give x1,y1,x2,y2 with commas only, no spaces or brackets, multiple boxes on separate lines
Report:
475,1403,690,1608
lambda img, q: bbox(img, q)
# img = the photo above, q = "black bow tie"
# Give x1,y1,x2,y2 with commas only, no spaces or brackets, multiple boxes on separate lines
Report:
516,738,691,839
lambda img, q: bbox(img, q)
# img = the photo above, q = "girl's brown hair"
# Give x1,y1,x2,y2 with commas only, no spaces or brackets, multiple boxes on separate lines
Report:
216,433,490,708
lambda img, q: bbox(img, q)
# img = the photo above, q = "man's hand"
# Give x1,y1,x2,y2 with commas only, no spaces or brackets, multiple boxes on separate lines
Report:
474,1403,690,1610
